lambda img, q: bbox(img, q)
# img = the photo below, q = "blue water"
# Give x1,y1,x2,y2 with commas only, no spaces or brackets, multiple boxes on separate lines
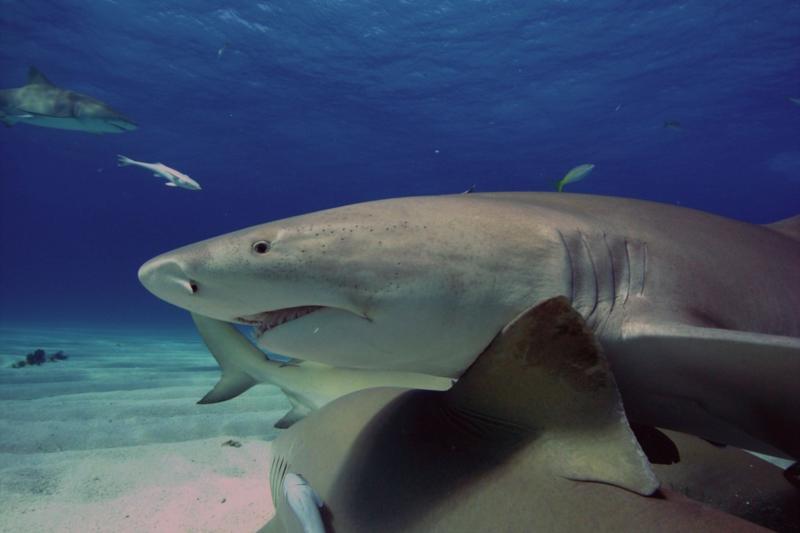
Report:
1,1,799,331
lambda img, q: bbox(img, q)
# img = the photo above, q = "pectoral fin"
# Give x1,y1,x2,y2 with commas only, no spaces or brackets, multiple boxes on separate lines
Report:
449,296,660,495
619,320,800,458
198,370,256,404
192,313,263,404
165,181,177,187
1,113,31,126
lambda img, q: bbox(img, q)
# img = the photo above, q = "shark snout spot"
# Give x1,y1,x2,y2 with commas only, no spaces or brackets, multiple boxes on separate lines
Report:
137,256,199,300
176,278,199,295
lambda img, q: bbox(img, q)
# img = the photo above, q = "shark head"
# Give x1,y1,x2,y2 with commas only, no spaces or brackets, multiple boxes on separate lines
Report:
175,174,202,190
138,195,564,376
69,95,138,133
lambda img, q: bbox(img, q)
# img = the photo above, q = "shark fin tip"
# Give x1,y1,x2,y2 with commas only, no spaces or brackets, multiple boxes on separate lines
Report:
27,66,55,87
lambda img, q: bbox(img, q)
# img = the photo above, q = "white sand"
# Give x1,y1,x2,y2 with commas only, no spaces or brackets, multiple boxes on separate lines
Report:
0,326,282,532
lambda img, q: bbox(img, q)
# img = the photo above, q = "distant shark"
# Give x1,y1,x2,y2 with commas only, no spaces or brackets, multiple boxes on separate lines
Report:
138,192,800,459
0,67,136,134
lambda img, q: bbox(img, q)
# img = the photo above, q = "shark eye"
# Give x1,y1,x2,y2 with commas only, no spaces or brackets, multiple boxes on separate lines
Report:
252,240,271,254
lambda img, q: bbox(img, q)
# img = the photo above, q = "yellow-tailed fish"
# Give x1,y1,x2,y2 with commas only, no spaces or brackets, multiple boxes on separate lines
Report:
556,163,594,192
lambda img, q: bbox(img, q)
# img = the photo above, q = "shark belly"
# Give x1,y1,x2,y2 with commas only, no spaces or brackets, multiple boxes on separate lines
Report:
13,114,115,133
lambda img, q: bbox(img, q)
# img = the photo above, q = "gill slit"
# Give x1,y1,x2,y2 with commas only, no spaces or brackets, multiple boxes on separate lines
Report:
602,233,617,316
579,232,599,322
623,240,632,304
556,230,575,304
641,242,648,296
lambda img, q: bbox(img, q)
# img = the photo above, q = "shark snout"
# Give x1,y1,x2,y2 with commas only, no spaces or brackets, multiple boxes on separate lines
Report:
138,256,199,303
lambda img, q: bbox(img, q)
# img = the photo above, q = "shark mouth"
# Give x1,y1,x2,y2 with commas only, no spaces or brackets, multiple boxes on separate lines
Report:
237,306,324,337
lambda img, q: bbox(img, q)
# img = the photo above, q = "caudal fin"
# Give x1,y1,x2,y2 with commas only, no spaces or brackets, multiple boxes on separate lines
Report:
116,154,134,166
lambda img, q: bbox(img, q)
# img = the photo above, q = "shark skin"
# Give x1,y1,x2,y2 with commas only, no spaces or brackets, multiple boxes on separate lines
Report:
0,67,136,134
260,297,767,533
138,192,800,458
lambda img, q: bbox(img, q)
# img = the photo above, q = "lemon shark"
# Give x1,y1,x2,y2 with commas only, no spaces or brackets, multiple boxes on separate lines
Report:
138,192,800,458
0,67,136,134
260,298,769,533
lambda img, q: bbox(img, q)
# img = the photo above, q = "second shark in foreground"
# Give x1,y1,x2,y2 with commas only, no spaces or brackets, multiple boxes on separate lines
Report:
138,192,800,459
261,297,770,533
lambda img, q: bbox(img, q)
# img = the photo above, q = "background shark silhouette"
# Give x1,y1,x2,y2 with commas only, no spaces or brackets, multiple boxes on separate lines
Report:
0,66,136,134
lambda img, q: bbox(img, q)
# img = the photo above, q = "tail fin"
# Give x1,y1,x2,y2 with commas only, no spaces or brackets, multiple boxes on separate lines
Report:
116,154,134,166
556,179,565,192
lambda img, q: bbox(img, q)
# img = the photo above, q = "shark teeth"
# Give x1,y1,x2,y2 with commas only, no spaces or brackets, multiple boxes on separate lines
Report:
237,306,324,337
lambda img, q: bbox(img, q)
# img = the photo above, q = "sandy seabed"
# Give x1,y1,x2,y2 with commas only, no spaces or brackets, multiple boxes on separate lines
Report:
0,325,285,532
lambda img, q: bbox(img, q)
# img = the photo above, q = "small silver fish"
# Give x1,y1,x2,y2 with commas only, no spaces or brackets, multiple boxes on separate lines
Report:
117,155,202,191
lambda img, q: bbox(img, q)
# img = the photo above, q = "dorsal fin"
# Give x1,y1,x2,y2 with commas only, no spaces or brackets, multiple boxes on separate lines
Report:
27,67,55,86
765,214,800,241
448,296,659,495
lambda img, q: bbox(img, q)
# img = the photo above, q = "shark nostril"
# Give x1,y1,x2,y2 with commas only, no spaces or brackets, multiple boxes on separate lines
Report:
138,256,200,300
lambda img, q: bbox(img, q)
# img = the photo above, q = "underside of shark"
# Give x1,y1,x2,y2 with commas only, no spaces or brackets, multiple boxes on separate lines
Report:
0,67,136,134
138,192,800,459
191,312,451,428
